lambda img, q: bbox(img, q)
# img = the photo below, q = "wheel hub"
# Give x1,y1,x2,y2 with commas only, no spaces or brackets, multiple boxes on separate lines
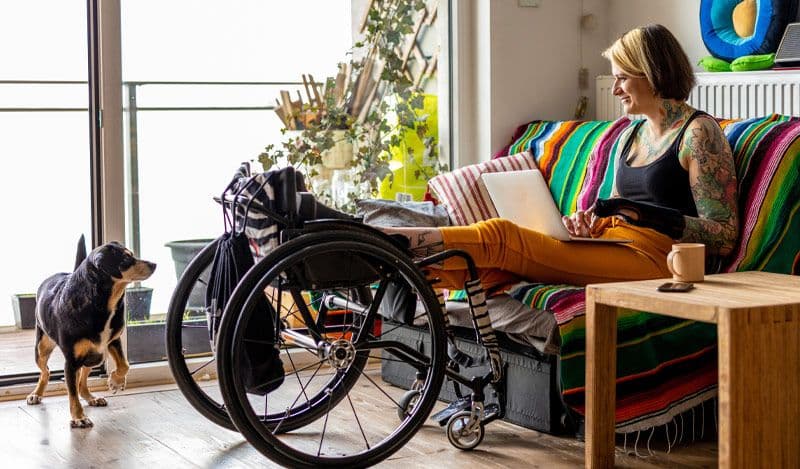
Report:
327,339,356,370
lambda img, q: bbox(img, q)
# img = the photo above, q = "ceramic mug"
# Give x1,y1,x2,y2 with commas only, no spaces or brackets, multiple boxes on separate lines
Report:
666,243,705,283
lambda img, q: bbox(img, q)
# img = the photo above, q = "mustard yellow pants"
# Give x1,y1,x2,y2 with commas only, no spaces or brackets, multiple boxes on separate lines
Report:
432,217,674,290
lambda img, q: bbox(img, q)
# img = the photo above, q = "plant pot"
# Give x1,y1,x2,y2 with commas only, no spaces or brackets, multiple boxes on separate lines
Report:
125,286,153,322
321,130,354,169
12,293,37,329
165,239,213,310
165,239,213,279
127,318,211,363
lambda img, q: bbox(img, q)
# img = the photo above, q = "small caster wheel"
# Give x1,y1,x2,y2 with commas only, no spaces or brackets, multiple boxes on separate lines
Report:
446,410,484,450
397,389,422,420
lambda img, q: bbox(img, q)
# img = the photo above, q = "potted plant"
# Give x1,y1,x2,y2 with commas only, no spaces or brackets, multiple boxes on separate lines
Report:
12,293,37,329
125,285,153,322
258,1,447,213
127,314,211,363
165,239,213,279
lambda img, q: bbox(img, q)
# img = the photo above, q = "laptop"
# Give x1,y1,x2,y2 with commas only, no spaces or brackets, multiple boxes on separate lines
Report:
481,170,632,243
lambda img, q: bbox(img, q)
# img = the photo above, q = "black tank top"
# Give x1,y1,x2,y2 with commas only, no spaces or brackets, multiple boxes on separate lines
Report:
615,111,707,217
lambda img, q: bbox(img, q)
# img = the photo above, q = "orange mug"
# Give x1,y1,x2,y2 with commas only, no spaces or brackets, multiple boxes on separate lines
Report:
666,243,705,283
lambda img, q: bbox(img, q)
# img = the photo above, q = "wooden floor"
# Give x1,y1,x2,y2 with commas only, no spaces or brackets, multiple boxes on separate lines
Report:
1,328,65,376
0,375,717,468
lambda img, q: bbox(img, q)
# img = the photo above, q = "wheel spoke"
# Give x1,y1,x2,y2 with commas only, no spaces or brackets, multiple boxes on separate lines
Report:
270,362,324,434
188,357,216,376
356,365,404,411
283,343,315,405
366,354,430,367
347,392,370,451
317,388,335,457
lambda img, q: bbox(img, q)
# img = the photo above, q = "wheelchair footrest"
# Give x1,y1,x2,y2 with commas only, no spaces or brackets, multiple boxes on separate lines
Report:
483,403,502,425
430,396,472,426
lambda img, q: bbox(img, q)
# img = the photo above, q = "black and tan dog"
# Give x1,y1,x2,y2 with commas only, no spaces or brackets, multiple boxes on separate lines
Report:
26,237,156,428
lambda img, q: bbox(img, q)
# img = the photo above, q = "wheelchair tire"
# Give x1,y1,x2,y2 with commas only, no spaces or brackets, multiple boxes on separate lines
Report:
165,236,235,430
216,229,446,468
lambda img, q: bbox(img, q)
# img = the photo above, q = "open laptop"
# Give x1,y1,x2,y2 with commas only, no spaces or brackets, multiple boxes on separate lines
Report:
481,169,632,243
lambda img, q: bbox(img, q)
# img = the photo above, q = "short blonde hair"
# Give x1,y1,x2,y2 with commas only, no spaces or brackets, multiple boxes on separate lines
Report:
602,24,695,101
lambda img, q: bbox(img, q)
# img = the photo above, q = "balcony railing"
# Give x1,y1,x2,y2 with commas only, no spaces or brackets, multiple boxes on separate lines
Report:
0,79,302,255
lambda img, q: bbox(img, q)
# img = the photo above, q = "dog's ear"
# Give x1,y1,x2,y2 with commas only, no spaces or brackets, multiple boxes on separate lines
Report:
90,248,123,279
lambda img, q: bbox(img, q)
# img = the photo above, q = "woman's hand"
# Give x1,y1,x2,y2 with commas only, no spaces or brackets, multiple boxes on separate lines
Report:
562,206,597,237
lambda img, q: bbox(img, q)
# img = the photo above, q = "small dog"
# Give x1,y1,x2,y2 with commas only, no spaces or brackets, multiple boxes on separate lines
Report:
27,236,156,428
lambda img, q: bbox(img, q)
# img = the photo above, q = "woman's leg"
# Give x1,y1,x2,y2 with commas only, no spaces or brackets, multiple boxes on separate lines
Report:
383,218,673,289
436,218,672,287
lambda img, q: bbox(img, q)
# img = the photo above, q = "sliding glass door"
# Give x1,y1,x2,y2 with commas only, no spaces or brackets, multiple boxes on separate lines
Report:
119,0,353,363
0,1,91,379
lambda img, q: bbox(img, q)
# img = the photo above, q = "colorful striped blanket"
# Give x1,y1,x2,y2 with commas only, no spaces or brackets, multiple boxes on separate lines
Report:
498,114,800,431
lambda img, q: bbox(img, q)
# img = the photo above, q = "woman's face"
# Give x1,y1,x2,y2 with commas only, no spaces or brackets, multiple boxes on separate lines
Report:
611,62,656,115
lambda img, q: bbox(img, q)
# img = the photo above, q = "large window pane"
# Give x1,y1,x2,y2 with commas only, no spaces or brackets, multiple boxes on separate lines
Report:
120,1,352,363
0,1,90,376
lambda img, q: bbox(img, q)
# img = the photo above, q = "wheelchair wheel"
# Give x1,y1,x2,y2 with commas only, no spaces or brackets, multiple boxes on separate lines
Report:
446,410,484,450
165,236,234,430
217,230,446,468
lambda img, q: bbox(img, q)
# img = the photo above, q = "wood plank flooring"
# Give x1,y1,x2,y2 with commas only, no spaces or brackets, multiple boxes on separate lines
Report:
1,328,65,376
0,376,716,468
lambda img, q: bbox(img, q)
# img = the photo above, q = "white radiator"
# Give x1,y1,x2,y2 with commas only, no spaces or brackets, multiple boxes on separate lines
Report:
596,71,800,120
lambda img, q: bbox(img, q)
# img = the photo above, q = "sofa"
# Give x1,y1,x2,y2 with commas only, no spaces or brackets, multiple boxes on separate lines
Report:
381,113,800,437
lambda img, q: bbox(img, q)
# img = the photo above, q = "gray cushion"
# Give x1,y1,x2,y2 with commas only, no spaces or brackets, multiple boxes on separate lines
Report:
356,199,450,227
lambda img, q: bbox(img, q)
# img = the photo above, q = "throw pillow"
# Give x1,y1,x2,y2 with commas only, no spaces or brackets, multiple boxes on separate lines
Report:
698,55,732,72
730,53,775,71
427,150,537,226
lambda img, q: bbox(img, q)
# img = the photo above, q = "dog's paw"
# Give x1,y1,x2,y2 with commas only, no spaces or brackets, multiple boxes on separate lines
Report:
26,394,42,405
70,417,93,429
107,372,126,394
87,397,107,407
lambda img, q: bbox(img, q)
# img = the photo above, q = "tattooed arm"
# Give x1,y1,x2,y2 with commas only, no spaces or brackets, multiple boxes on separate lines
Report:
678,116,739,255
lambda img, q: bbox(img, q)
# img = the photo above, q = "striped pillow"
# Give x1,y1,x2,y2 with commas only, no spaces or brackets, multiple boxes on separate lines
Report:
427,151,537,225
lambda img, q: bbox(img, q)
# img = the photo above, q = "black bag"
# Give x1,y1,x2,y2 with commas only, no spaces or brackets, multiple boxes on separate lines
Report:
206,166,285,395
594,197,686,239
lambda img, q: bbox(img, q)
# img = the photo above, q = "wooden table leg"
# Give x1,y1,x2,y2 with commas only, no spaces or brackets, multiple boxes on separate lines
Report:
718,304,800,469
585,291,617,469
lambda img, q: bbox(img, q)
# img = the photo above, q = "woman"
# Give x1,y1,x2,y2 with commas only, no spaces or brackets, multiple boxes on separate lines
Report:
387,24,739,290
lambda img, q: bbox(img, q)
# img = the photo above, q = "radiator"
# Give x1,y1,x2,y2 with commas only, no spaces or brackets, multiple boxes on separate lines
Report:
596,71,800,120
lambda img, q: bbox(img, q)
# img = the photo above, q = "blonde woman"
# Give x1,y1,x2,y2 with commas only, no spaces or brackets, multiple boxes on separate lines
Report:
388,24,739,289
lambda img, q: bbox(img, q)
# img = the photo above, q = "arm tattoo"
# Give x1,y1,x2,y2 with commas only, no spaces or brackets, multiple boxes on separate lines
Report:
679,117,739,254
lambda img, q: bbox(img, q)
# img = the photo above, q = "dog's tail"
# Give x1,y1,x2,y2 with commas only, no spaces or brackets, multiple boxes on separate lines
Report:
75,234,87,271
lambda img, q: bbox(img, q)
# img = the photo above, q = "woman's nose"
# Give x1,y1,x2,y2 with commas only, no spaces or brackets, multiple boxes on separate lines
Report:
612,84,622,95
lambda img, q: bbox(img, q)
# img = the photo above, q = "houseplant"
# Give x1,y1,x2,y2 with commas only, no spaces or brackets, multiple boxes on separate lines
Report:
127,314,211,363
125,285,153,322
258,0,446,213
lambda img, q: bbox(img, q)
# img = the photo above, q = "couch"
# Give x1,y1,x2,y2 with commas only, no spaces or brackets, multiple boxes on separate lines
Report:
395,114,800,436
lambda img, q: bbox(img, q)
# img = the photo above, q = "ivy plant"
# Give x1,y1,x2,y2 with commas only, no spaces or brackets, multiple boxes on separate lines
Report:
258,0,447,213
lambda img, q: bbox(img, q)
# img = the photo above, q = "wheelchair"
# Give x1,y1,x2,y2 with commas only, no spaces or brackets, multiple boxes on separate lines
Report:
166,165,507,468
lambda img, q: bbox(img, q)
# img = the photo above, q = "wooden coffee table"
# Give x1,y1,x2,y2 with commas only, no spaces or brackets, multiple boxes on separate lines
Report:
584,271,800,469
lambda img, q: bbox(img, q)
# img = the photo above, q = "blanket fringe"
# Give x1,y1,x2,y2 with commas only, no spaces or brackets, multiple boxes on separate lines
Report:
615,395,718,457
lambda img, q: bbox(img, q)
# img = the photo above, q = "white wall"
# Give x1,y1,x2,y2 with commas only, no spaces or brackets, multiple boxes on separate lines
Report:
454,0,610,166
460,0,722,166
608,0,705,68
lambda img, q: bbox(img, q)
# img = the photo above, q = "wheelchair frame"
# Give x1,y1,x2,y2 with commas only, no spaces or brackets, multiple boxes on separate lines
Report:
166,166,508,467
